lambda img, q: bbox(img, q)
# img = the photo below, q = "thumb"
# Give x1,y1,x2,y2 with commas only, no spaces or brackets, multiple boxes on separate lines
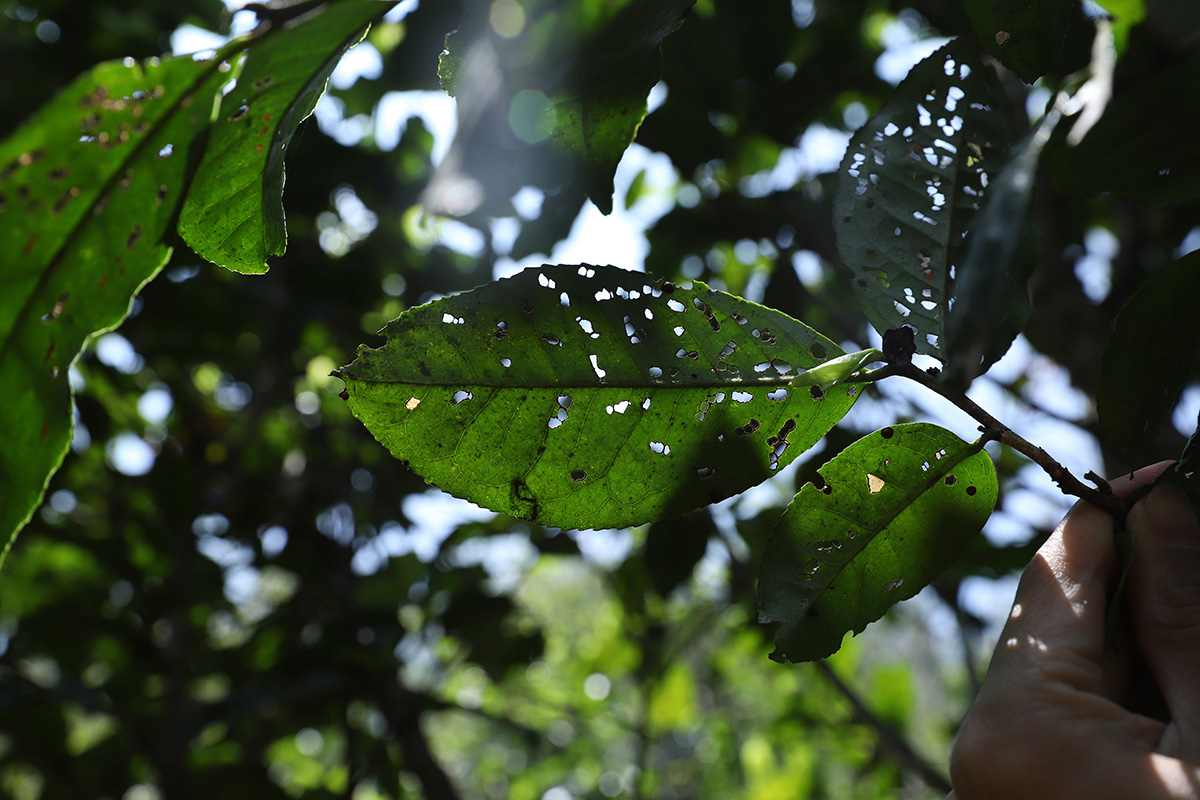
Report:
1126,481,1200,753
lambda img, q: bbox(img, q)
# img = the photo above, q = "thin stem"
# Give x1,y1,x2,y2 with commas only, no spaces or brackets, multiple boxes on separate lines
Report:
887,362,1128,522
813,660,952,794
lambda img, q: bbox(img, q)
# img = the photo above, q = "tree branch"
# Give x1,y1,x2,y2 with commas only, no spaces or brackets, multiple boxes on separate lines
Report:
813,660,952,795
884,362,1128,522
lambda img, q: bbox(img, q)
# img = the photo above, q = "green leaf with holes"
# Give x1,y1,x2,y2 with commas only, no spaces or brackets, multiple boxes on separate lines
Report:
0,55,234,566
833,38,1017,360
335,264,861,530
758,423,997,663
1098,250,1200,462
177,0,392,273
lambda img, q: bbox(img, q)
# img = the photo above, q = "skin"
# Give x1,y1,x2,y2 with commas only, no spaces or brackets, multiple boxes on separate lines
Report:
948,462,1200,800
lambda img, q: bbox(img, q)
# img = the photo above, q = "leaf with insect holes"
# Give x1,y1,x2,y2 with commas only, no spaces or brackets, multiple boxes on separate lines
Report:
833,38,1017,360
758,423,997,662
178,0,392,273
335,264,861,530
0,54,234,566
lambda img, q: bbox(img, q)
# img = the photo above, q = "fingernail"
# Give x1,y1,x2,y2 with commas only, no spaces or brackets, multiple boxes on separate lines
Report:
1143,483,1200,551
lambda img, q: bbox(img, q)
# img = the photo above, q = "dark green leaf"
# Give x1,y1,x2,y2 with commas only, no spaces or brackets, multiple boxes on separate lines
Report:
1098,251,1200,462
759,423,997,663
944,101,1064,387
964,0,1075,83
833,39,1017,360
0,55,233,566
178,0,392,273
336,264,859,530
1048,42,1200,205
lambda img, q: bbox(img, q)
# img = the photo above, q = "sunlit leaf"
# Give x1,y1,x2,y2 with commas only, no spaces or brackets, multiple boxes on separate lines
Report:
178,0,392,273
759,423,997,663
0,54,233,566
336,264,859,530
1098,250,1200,462
833,39,1017,360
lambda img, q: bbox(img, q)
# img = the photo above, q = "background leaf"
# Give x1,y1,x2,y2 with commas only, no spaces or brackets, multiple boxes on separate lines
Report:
758,423,998,663
430,0,694,216
178,0,392,273
963,0,1076,83
0,55,232,565
336,264,859,529
833,38,1017,360
1097,250,1200,463
1048,34,1200,206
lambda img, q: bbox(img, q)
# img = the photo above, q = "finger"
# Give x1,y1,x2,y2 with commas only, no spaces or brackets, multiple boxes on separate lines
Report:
1127,481,1200,758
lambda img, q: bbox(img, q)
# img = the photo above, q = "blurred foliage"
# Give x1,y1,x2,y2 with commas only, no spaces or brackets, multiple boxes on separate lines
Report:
1,0,1198,798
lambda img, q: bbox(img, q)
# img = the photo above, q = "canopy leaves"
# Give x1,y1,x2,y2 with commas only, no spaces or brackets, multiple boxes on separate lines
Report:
833,38,1017,360
336,264,860,529
758,423,997,663
432,0,694,215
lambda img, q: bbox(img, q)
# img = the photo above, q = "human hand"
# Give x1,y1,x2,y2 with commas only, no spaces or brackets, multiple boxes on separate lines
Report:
947,462,1200,800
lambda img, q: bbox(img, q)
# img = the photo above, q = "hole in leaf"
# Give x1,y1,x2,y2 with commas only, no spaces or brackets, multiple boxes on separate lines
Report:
944,474,957,486
605,401,630,415
867,474,885,493
450,390,473,405
589,354,606,379
884,578,904,592
809,385,824,400
767,388,788,401
648,366,663,378
570,469,586,482
500,357,511,368
966,486,977,496
642,398,651,410
156,143,174,158
697,466,714,479
731,391,753,403
405,397,421,410
734,418,760,436
648,441,671,455
442,313,465,325
541,333,562,346
667,299,686,313
810,342,827,360
495,320,509,339
559,291,570,307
